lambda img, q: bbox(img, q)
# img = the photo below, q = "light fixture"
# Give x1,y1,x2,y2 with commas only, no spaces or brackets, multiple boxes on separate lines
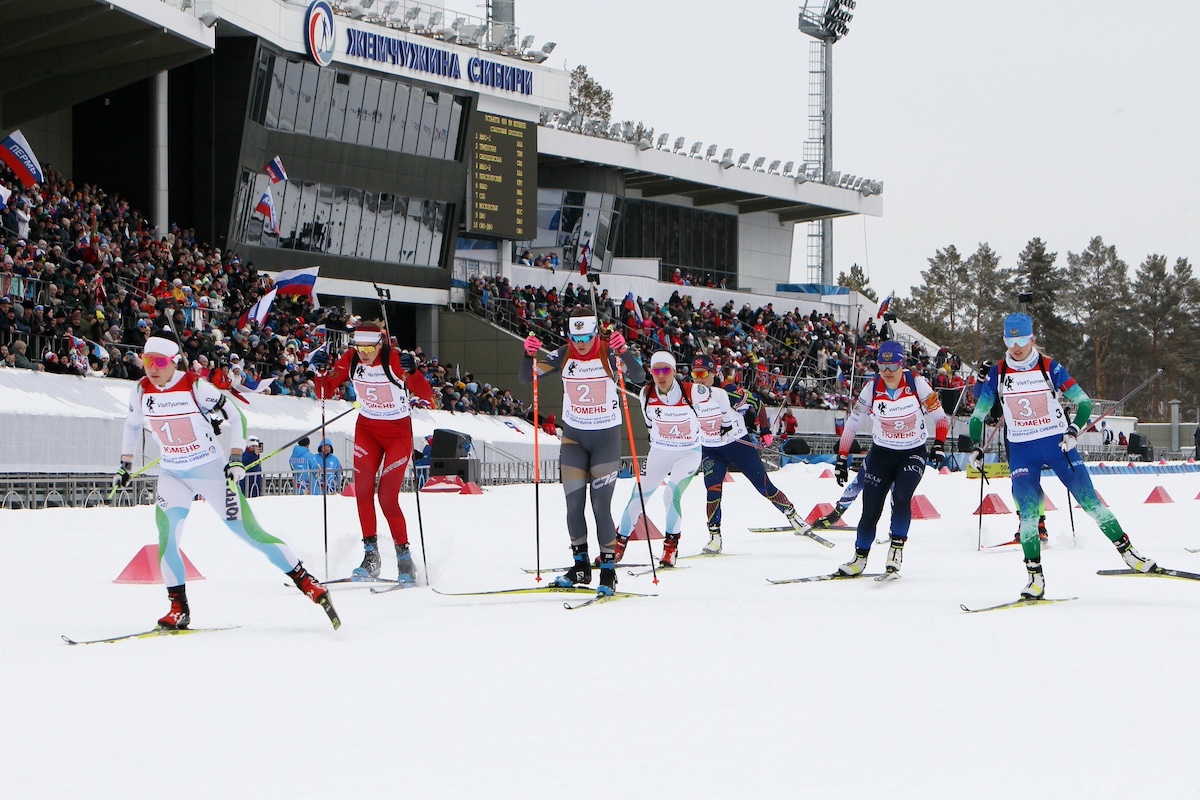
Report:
828,170,841,185
688,142,702,157
637,138,652,151
751,156,766,171
200,10,218,27
180,0,193,10
736,152,750,168
622,121,636,141
782,161,794,176
705,144,718,160
656,133,669,149
767,160,781,174
672,136,685,153
527,41,555,62
720,148,735,169
440,17,465,42
795,171,809,185
519,34,535,50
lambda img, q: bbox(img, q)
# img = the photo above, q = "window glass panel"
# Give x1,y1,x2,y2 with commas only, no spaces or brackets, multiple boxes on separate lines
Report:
327,72,349,140
373,80,395,150
310,67,334,139
233,170,254,243
429,91,454,160
389,83,410,151
312,183,334,254
372,193,392,260
445,96,465,159
295,181,319,251
386,196,408,262
400,196,422,263
358,76,381,147
249,51,272,125
276,180,302,247
342,188,364,257
401,86,425,154
416,91,439,157
277,59,303,133
264,54,288,129
343,72,367,144
415,199,436,264
294,62,320,136
428,201,447,267
358,191,378,259
326,185,349,255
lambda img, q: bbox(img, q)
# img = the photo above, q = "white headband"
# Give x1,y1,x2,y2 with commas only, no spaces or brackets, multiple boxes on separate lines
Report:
143,336,180,358
568,316,598,337
353,330,384,345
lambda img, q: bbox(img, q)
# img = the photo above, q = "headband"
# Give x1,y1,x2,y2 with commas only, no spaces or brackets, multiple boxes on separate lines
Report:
143,336,180,358
353,329,384,345
568,316,598,337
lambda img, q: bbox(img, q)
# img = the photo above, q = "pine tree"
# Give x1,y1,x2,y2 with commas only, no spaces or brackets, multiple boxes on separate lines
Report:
1062,237,1130,398
569,65,613,124
1014,238,1077,355
963,243,1014,364
836,263,878,302
907,246,969,357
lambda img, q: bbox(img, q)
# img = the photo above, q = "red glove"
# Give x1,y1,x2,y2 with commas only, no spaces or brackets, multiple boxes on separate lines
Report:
314,380,336,400
608,331,627,353
523,335,542,355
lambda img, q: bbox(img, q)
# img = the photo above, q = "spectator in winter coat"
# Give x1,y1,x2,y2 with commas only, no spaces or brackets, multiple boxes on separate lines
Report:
289,437,320,495
313,439,342,495
11,339,40,370
239,437,265,497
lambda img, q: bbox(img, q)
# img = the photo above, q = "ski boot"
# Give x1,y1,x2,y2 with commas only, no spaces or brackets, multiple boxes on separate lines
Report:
157,585,190,630
813,505,846,530
1115,535,1156,573
396,543,417,584
351,536,381,581
786,508,813,536
553,544,592,588
288,562,340,629
597,552,618,597
837,547,870,577
702,526,722,555
1038,515,1049,542
1021,559,1045,599
885,537,905,574
595,535,630,566
660,533,680,567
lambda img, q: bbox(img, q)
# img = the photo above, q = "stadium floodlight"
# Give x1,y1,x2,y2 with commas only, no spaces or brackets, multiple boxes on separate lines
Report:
200,10,219,27
751,156,766,171
392,6,421,30
520,35,535,50
736,152,750,168
637,138,653,151
381,1,399,16
706,144,719,160
527,41,556,62
720,148,735,169
656,133,670,149
609,123,622,138
795,171,809,185
672,136,685,153
782,160,795,176
688,142,703,157
767,160,781,174
180,0,193,10
828,170,841,185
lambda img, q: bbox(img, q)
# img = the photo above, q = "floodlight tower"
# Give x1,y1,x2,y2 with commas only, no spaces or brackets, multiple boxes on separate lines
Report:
798,0,855,286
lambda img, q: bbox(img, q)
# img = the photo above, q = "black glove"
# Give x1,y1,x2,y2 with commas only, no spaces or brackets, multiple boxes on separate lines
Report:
309,349,329,370
984,406,1003,427
929,441,945,467
207,395,228,436
113,460,133,489
400,351,416,374
968,446,985,472
834,454,849,487
224,458,247,483
1060,424,1080,453
719,424,733,437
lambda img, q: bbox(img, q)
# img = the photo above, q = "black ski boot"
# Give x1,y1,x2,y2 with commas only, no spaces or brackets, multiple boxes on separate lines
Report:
352,536,381,581
597,552,618,596
553,544,592,587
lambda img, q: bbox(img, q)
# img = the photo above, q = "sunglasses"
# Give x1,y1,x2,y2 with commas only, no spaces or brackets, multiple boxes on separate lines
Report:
568,333,595,344
878,362,902,373
141,354,174,369
691,368,711,379
650,366,675,376
1004,335,1033,348
354,342,381,353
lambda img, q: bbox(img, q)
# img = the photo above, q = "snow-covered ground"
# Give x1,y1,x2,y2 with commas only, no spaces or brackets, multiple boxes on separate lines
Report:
6,463,1200,798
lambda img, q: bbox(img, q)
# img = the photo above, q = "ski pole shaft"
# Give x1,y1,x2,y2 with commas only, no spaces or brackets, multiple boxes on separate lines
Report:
616,355,657,585
532,353,542,583
106,457,161,500
320,397,329,580
242,403,359,471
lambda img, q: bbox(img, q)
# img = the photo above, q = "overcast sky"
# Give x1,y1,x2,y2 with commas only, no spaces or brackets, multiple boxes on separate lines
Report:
516,0,1200,300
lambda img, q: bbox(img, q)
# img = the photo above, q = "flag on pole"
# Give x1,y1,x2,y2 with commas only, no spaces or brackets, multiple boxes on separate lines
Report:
264,156,288,184
622,291,643,324
876,292,894,319
270,266,319,301
0,130,44,188
238,288,277,329
578,241,590,276
255,189,279,234
239,373,275,394
0,185,11,206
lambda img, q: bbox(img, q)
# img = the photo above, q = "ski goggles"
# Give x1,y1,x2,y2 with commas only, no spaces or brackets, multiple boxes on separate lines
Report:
650,365,675,376
568,332,595,344
877,362,902,373
1004,334,1033,348
141,354,174,369
690,368,712,380
354,342,381,354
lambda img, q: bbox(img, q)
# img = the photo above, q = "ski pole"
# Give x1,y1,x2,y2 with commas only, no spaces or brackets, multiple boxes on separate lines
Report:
106,457,161,500
241,403,360,471
319,397,329,580
615,353,657,585
531,351,543,583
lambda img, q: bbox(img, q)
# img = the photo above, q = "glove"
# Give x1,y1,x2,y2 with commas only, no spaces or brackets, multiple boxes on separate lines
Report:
968,446,985,472
1060,424,1079,453
523,335,542,356
608,331,627,353
224,458,247,483
113,460,133,489
308,349,329,370
719,424,733,437
834,454,849,487
929,440,946,467
400,350,416,374
206,395,228,436
762,433,774,447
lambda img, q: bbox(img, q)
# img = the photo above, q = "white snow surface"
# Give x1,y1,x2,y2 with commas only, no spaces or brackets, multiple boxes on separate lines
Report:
7,463,1200,798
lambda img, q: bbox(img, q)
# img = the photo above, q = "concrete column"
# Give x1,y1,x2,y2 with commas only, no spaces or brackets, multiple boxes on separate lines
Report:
415,305,438,356
151,71,169,240
1170,399,1181,452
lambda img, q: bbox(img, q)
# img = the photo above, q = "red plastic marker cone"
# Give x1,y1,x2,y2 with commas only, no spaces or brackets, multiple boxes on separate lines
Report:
723,473,736,483
421,475,466,493
113,544,205,584
1042,496,1057,511
627,513,665,541
910,495,941,520
938,466,951,474
819,469,834,479
973,493,1012,515
1145,486,1173,504
805,503,848,526
459,482,484,495
341,481,356,497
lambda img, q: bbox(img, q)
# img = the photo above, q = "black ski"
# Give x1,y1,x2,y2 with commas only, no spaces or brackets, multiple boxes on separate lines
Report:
370,580,419,594
1097,567,1200,582
62,626,240,645
749,524,857,534
317,595,341,630
433,585,599,597
960,597,1077,613
767,572,884,585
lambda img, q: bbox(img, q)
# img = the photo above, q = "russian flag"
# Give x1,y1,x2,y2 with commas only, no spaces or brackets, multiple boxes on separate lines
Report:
578,241,589,276
0,130,44,188
271,266,319,300
622,291,643,324
876,292,893,319
255,189,279,234
0,184,10,206
238,288,277,329
240,373,275,394
264,156,288,184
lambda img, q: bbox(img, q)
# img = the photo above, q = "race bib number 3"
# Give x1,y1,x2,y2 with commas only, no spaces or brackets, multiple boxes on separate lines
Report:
1004,393,1049,420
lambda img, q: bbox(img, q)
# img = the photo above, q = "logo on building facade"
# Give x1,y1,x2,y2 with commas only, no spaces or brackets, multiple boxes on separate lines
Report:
304,1,336,67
